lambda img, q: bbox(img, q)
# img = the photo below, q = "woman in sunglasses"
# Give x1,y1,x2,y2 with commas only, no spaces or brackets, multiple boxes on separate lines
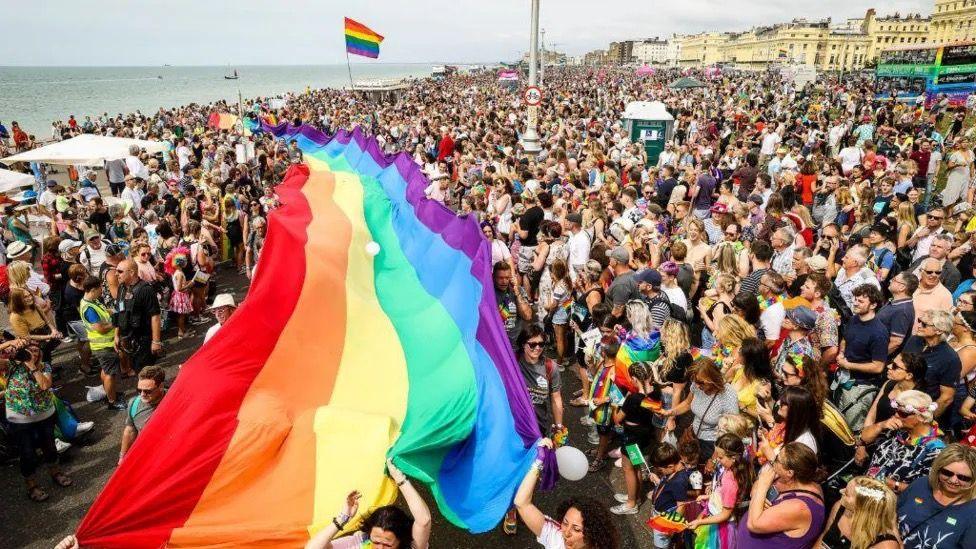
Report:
863,353,928,430
896,443,976,549
857,390,946,494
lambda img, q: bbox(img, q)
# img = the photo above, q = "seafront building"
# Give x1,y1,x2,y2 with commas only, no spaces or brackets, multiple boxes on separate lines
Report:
583,0,973,70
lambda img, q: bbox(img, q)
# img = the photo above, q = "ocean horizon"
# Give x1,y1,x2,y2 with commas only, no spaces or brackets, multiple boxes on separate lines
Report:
0,64,438,136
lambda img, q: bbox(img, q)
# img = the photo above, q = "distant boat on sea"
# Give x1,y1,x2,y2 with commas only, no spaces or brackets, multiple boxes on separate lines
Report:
225,69,239,80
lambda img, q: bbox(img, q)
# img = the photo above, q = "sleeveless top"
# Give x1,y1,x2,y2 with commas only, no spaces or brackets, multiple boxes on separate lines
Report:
820,508,898,549
735,489,826,549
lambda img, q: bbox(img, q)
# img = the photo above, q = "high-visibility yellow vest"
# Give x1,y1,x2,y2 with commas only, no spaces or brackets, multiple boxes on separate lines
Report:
79,298,116,351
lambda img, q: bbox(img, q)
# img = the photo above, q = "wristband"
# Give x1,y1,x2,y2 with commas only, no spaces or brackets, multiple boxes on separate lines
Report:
396,478,408,487
531,459,545,472
332,518,345,530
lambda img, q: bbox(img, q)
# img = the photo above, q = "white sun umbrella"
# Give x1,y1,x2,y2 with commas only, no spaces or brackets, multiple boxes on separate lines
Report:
0,134,169,167
0,168,35,193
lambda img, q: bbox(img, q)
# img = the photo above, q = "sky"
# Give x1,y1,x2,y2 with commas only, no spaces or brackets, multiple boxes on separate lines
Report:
1,0,932,66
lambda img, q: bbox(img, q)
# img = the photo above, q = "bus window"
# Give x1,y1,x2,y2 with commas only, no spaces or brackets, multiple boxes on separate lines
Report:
942,44,976,67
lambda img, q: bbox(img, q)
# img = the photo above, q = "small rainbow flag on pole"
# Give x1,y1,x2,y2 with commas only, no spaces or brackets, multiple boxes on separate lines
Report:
345,17,384,58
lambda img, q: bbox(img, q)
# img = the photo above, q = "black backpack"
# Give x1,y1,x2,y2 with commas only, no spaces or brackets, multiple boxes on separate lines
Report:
650,293,691,325
827,284,853,338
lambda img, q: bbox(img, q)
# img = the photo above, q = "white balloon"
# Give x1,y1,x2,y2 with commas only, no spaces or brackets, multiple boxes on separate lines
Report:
554,446,588,481
365,241,381,256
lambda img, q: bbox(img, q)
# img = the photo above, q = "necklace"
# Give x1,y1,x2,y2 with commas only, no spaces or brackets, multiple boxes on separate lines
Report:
758,292,785,312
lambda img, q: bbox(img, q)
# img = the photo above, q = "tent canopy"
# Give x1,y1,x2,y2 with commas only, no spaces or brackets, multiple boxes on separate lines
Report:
623,101,674,121
668,76,706,89
0,168,35,193
0,134,170,167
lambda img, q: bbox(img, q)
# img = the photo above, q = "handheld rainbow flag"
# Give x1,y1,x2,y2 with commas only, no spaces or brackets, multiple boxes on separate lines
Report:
345,17,384,59
646,508,689,535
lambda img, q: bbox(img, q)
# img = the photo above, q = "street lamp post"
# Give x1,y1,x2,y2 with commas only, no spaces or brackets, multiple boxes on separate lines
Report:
520,0,542,157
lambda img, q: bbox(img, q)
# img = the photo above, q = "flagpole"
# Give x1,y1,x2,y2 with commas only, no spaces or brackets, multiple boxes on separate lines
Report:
345,49,355,91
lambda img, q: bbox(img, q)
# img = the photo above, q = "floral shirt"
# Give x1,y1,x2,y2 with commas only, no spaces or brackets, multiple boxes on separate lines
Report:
810,302,840,353
3,361,55,422
866,426,945,486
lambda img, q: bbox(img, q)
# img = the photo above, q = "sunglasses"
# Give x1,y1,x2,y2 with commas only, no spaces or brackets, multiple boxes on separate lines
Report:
939,467,974,484
525,341,544,349
923,269,942,275
919,320,932,328
895,409,914,418
929,216,945,221
136,387,157,395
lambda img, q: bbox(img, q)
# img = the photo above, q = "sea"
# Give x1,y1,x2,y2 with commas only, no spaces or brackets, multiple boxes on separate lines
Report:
0,64,437,136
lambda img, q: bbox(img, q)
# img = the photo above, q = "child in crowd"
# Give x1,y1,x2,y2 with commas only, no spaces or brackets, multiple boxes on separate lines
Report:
686,434,753,549
586,339,623,472
647,443,694,548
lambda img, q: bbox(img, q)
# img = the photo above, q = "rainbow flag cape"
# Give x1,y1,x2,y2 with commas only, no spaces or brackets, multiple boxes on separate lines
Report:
646,508,688,535
345,17,384,59
75,125,546,547
614,332,660,394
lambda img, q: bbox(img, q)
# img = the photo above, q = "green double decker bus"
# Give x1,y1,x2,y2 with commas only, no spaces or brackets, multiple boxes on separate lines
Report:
875,42,976,107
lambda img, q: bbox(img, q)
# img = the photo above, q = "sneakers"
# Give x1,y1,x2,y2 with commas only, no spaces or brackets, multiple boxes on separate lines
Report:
106,401,126,411
609,503,639,515
587,430,600,445
579,415,595,426
55,440,72,454
608,448,622,459
75,421,94,437
614,493,630,503
503,508,517,535
614,458,623,468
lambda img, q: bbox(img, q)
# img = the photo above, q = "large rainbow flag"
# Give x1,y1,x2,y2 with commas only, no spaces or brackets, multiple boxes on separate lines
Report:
75,125,551,547
345,17,384,59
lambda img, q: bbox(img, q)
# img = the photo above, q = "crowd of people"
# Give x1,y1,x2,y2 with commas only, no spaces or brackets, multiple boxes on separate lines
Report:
3,64,976,549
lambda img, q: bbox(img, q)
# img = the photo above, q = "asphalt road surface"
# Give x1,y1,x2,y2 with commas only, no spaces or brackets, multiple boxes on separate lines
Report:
1,267,655,549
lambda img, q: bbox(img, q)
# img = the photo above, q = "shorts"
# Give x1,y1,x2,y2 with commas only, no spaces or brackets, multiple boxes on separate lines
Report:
552,307,569,325
595,424,614,436
67,320,89,343
653,529,674,549
517,245,536,274
94,348,121,377
622,425,655,451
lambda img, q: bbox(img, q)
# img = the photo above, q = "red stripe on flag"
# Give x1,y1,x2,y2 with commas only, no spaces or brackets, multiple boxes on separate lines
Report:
75,165,316,549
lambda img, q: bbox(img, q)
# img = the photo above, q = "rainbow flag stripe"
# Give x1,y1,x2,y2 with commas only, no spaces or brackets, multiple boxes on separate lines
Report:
75,125,547,547
646,509,688,535
345,17,383,58
614,333,660,394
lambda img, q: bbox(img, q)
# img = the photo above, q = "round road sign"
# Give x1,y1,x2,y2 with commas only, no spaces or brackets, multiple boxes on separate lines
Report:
524,86,542,106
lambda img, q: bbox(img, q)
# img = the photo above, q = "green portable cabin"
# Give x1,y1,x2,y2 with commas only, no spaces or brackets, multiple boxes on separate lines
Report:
623,101,674,166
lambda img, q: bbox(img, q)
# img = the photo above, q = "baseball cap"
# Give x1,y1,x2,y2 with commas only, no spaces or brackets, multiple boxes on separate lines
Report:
58,239,82,254
635,268,662,288
785,306,817,331
607,246,630,264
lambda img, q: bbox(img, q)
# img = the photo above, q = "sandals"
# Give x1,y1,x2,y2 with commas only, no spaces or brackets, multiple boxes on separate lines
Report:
28,485,49,502
51,472,73,488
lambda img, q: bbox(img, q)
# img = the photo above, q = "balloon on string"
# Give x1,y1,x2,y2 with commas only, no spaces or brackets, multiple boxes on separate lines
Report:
555,446,588,481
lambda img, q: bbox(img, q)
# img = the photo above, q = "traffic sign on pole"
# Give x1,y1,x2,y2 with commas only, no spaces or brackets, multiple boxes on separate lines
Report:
524,86,542,106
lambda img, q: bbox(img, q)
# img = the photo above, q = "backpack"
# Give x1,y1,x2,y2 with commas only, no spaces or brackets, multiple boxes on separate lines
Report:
876,248,903,299
827,284,853,338
650,293,691,324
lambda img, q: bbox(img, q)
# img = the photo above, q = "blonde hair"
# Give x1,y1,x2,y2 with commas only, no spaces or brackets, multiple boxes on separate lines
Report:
713,272,737,296
847,477,899,549
895,389,936,423
659,319,690,377
896,201,918,234
927,443,976,501
714,242,739,276
716,314,756,350
792,205,815,229
836,186,853,207
717,413,755,439
626,300,652,339
7,260,31,289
